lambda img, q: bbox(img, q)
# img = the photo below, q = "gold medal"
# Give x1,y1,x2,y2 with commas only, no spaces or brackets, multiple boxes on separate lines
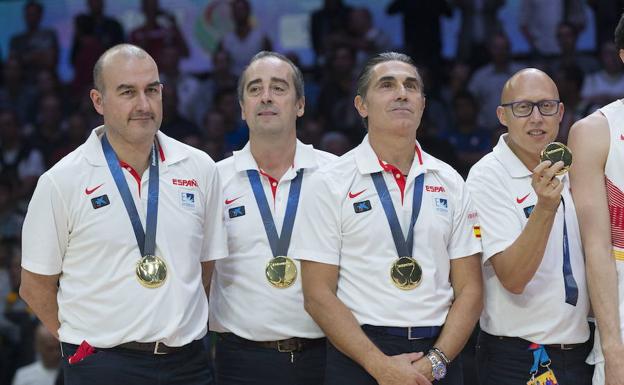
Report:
390,256,422,290
540,142,572,175
136,255,167,288
265,256,297,288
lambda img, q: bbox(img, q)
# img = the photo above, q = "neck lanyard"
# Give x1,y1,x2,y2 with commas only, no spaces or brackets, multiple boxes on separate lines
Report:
560,197,578,306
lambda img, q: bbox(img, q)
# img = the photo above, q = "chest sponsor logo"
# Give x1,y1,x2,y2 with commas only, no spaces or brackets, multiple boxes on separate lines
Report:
435,198,448,212
516,193,530,204
426,185,445,193
91,194,110,209
524,205,535,218
353,200,372,213
85,183,104,195
229,206,246,218
172,178,198,188
181,192,195,208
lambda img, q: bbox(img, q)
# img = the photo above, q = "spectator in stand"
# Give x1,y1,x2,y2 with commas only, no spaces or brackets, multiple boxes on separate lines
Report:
455,0,504,68
9,1,59,84
345,7,392,70
215,88,248,151
550,22,600,75
554,64,588,143
581,41,624,110
218,0,271,76
519,0,586,60
11,324,60,385
204,49,238,120
70,0,124,96
310,0,352,66
587,0,624,53
31,95,67,169
319,131,351,156
469,33,524,132
159,44,205,126
0,181,24,242
443,90,492,177
386,0,453,81
48,111,89,165
0,58,38,126
0,110,44,205
317,45,361,144
130,0,189,63
160,85,200,142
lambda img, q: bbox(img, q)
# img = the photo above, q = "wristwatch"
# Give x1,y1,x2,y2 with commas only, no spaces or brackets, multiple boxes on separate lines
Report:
426,350,447,380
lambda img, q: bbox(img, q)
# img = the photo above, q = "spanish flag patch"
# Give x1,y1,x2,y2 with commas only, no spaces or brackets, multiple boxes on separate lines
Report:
473,225,481,239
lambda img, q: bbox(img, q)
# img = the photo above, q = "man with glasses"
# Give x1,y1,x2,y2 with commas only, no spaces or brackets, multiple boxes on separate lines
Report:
466,68,592,385
567,13,624,385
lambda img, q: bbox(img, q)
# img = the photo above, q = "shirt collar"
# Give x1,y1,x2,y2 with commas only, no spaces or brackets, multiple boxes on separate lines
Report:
492,133,533,178
354,134,439,176
83,125,188,168
233,139,321,176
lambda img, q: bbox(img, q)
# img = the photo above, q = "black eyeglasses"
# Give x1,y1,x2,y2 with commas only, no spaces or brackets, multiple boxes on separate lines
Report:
500,100,561,118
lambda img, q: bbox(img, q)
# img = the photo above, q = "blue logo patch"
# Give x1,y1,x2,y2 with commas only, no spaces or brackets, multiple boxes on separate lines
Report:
91,194,110,209
229,206,246,218
435,198,448,212
353,200,372,214
524,205,535,218
181,192,195,208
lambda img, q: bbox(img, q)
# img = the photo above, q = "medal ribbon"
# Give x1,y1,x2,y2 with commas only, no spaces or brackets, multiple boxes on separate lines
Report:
561,197,578,306
247,169,303,257
371,172,425,257
102,134,159,257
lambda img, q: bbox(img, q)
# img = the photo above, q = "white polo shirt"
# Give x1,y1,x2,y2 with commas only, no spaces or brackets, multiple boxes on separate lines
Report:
209,140,336,341
21,126,228,348
291,135,481,327
466,134,589,344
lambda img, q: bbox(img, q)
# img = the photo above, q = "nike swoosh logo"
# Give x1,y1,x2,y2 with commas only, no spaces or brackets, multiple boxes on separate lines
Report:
621,134,624,141
225,196,242,205
348,189,367,199
516,193,530,204
85,183,104,195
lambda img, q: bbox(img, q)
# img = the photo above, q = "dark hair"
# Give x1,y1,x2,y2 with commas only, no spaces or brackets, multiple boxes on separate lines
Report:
237,51,305,102
616,13,624,51
24,1,42,14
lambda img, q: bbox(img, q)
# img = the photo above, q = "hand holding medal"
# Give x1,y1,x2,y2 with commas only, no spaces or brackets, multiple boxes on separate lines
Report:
540,142,572,176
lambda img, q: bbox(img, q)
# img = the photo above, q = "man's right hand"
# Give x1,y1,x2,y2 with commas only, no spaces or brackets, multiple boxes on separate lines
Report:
532,160,565,212
373,352,432,385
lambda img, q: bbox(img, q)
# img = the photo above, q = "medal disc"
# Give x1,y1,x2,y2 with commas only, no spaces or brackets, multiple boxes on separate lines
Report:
390,256,422,290
540,142,572,175
136,255,167,288
265,256,297,288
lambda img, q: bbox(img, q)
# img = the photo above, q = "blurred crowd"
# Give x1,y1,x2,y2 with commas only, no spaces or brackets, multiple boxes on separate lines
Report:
1,0,624,384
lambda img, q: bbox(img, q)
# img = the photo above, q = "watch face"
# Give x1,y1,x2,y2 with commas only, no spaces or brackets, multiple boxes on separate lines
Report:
433,364,447,380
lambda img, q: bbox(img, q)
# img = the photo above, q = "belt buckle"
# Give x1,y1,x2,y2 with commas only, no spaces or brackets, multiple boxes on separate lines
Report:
153,341,167,355
407,327,421,340
559,344,574,351
276,339,299,353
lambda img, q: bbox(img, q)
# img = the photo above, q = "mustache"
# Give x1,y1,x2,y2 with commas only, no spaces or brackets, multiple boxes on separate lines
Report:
129,114,155,119
256,107,278,114
389,104,413,112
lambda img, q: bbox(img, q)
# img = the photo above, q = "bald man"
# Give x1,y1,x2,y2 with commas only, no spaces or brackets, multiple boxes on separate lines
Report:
19,44,227,385
466,69,592,385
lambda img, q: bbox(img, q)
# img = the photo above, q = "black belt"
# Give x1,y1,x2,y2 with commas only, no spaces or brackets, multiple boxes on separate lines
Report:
220,333,325,352
480,331,587,351
62,339,199,356
362,324,441,340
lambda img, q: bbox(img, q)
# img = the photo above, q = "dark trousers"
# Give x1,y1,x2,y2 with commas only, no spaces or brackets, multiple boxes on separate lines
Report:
324,326,463,385
61,340,213,385
214,333,326,385
476,331,593,385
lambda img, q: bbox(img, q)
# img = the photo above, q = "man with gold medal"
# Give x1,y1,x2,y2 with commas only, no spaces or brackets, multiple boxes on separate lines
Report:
209,51,336,385
292,52,483,385
466,68,591,385
19,44,228,385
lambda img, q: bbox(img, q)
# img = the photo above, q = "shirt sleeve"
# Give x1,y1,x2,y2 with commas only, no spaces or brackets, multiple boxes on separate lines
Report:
466,166,523,263
21,173,68,275
290,171,342,265
201,162,228,262
448,175,483,259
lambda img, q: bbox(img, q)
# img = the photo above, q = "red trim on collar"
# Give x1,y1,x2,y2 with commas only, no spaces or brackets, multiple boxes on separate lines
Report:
156,138,165,161
119,160,143,196
415,143,423,165
259,169,279,201
378,159,407,204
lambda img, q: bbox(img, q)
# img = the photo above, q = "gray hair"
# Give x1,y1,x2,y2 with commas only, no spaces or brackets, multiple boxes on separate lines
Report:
356,52,423,99
93,44,151,93
237,51,304,102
